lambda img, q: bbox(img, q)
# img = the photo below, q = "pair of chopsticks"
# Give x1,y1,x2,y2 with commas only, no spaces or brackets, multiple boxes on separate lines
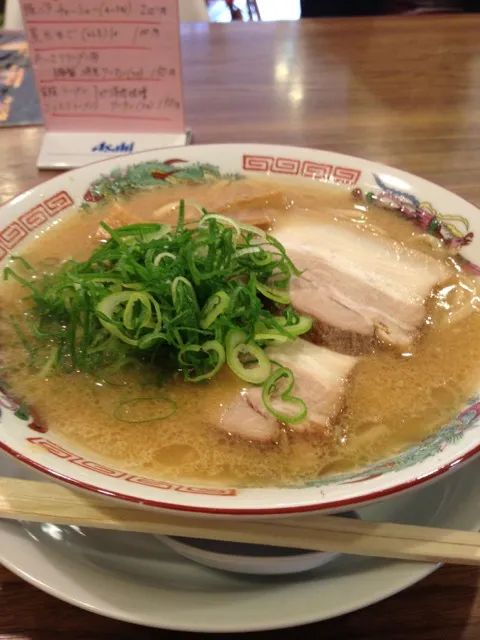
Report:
0,478,479,566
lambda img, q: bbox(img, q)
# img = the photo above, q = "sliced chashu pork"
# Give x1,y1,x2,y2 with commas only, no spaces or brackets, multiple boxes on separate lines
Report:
151,180,289,219
96,181,287,239
273,221,451,348
219,339,357,443
95,203,274,242
151,183,287,230
96,203,142,242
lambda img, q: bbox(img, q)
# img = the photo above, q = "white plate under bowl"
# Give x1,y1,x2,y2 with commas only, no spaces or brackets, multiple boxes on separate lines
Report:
1,144,480,516
1,453,479,632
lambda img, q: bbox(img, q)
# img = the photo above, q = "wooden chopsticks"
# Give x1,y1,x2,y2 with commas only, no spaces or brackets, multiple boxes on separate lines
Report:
1,478,479,566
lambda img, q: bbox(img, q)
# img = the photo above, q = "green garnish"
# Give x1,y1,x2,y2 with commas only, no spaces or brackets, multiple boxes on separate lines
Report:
262,366,308,424
178,339,225,382
4,201,312,422
200,291,230,329
225,328,271,384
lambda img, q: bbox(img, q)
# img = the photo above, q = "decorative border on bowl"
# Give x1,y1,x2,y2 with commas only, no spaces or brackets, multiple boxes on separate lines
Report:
81,159,242,209
0,190,74,258
242,153,362,184
24,436,237,497
0,153,479,510
304,395,480,487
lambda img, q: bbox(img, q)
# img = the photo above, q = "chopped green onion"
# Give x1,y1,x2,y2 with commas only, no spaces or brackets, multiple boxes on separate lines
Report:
262,366,307,424
277,314,313,336
101,221,165,238
10,315,35,356
143,224,172,242
256,281,291,304
96,291,162,346
39,346,59,378
238,223,267,238
179,339,225,382
3,266,39,293
176,199,186,233
235,246,261,258
225,327,248,351
200,291,230,329
171,276,200,314
226,332,271,384
254,320,292,345
200,213,241,235
153,252,176,266
9,256,34,271
5,200,311,420
250,248,274,267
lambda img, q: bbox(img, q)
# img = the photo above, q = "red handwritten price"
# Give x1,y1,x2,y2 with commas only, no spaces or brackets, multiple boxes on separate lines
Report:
21,0,185,133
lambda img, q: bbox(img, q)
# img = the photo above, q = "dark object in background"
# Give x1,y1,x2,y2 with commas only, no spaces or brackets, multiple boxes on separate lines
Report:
300,0,480,15
300,0,387,16
225,0,244,20
0,32,42,127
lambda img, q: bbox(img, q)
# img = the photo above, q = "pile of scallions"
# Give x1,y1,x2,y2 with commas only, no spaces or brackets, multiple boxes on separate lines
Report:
4,201,312,423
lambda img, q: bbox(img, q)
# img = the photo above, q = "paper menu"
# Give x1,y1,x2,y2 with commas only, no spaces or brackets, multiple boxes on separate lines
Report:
20,0,186,134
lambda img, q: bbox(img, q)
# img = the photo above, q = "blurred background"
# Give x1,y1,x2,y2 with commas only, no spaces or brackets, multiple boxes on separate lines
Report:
206,0,300,21
1,0,480,26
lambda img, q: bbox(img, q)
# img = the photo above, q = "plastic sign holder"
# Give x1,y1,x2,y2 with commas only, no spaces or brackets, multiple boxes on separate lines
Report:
20,0,190,169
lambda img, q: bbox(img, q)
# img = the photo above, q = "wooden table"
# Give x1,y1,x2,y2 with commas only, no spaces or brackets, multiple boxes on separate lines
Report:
1,14,480,639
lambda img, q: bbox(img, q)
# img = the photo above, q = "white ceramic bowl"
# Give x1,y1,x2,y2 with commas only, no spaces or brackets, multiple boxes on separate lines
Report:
158,511,360,575
1,144,480,516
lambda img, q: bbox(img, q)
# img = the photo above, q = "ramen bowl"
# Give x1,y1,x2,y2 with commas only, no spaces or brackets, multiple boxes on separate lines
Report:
1,144,480,517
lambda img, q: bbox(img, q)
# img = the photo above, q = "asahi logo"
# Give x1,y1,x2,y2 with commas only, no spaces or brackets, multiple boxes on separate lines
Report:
92,141,135,153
